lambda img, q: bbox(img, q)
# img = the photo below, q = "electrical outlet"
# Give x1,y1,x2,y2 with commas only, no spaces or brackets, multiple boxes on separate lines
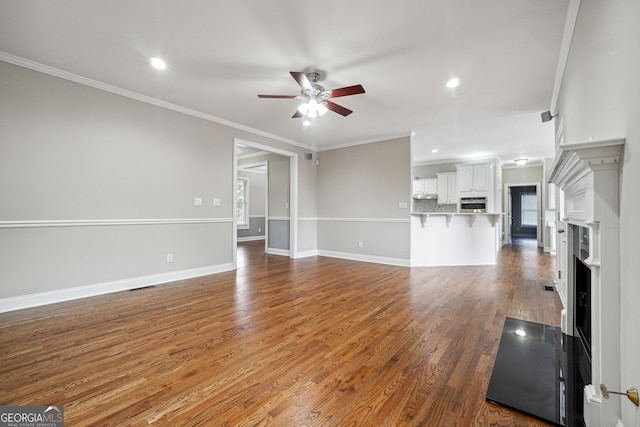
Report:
358,241,363,248
166,253,173,263
258,228,261,232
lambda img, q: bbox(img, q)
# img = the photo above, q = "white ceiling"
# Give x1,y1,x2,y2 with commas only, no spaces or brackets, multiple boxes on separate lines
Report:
0,0,568,165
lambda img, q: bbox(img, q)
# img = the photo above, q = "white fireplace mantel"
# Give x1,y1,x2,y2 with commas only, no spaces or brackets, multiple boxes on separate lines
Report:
548,137,624,223
548,137,624,187
547,137,625,426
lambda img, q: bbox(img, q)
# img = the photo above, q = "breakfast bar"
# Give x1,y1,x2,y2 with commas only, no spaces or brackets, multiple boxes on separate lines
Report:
410,212,503,266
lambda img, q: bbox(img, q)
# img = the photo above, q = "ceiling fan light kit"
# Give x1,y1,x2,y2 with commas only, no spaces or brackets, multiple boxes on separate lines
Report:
297,99,328,118
258,71,365,122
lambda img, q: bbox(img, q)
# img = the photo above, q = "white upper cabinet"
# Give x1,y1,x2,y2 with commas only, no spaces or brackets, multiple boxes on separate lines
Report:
457,164,491,194
437,173,457,204
424,178,437,195
413,179,425,195
413,178,437,196
472,164,489,191
458,166,473,192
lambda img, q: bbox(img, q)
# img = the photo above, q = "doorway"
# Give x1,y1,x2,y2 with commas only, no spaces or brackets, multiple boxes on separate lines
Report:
504,183,541,247
237,161,268,252
232,138,298,269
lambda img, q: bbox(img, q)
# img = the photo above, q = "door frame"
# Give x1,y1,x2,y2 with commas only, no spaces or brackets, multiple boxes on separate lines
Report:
233,137,298,269
503,182,542,246
237,160,269,253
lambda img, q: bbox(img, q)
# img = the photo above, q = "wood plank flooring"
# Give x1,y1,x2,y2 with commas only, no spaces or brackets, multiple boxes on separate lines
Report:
0,238,561,426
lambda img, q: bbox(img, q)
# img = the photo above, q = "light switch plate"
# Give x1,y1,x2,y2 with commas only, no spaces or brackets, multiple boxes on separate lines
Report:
193,197,202,206
398,201,408,209
213,198,221,207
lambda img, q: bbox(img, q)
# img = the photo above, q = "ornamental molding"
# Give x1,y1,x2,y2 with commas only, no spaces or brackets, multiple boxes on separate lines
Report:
547,137,625,188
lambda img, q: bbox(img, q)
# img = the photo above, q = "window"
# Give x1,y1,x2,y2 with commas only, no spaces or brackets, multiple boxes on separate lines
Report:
236,177,249,229
521,193,537,226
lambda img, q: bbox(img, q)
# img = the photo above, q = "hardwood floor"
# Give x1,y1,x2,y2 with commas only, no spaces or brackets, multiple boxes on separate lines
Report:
0,239,561,426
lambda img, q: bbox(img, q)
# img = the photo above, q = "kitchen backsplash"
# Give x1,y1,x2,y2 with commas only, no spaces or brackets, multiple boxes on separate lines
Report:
413,199,458,213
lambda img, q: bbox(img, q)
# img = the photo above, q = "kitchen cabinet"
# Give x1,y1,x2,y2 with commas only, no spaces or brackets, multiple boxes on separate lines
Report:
424,178,437,195
413,179,425,195
457,164,490,193
413,178,437,196
437,173,457,204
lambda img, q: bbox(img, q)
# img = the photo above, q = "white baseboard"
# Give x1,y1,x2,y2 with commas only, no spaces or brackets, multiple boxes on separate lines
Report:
294,250,319,259
267,248,290,257
317,250,410,267
0,263,234,313
237,236,265,242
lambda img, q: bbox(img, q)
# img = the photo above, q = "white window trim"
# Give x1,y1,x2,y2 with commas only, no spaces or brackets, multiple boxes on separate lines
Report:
237,177,250,230
520,193,537,227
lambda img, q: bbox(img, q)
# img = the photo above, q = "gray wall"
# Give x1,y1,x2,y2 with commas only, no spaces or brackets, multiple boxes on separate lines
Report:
502,165,543,184
0,61,317,302
412,162,457,179
317,137,411,263
268,156,290,251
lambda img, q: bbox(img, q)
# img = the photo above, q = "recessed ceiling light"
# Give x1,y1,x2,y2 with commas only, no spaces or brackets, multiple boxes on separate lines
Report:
514,158,528,166
446,77,460,88
431,149,439,153
149,57,167,70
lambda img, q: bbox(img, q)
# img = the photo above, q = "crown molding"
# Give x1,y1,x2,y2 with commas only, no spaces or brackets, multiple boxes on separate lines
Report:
0,51,316,152
318,132,413,152
550,0,581,115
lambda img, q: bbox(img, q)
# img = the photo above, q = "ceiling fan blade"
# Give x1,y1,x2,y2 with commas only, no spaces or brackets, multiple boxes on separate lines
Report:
290,71,313,91
327,84,365,98
325,100,353,116
292,110,304,118
258,94,297,99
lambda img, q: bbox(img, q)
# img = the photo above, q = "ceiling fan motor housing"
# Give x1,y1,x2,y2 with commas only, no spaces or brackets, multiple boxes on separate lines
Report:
303,73,327,99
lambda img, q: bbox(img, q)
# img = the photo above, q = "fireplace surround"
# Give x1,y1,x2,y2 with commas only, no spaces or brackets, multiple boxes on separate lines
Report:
547,136,625,426
574,251,591,359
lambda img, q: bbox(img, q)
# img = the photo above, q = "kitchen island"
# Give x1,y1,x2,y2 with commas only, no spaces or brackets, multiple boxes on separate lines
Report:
411,212,503,266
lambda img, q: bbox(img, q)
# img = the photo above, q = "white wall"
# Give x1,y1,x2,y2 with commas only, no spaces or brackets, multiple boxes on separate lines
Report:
556,1,640,425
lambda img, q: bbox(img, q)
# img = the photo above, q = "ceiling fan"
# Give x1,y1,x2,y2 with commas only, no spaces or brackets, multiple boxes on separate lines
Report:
258,71,365,119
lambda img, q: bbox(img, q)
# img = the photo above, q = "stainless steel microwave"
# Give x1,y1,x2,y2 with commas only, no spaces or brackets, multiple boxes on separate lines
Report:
460,197,487,213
